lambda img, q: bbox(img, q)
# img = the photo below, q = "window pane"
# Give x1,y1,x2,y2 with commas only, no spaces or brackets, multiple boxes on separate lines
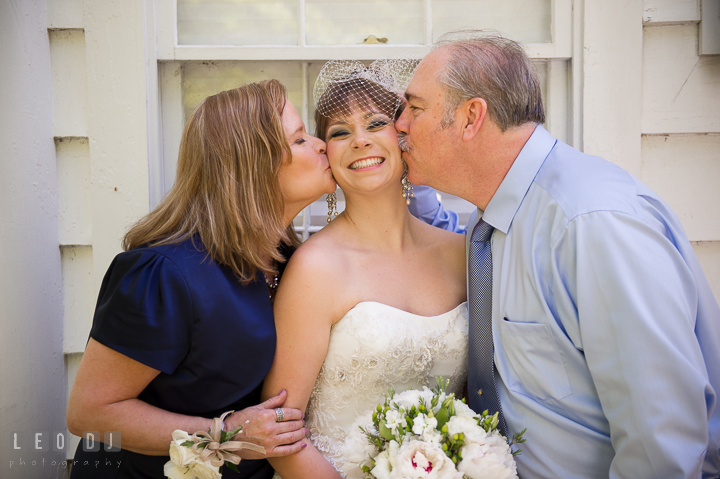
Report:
177,0,298,46
182,61,304,121
432,0,551,44
306,0,424,45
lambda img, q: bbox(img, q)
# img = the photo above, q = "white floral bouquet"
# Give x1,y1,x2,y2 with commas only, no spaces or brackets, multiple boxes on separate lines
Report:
164,411,265,479
339,379,525,479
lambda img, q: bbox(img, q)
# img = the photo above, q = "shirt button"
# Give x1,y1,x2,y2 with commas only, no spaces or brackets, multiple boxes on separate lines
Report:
477,389,483,396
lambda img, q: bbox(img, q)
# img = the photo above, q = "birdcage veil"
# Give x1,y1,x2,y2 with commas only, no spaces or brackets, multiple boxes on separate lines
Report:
313,59,418,122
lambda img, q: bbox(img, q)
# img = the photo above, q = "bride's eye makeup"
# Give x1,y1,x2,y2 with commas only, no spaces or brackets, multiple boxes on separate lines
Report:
328,127,351,140
326,112,390,140
367,118,390,130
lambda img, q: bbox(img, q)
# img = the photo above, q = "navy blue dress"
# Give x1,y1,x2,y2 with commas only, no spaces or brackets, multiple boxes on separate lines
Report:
70,238,282,479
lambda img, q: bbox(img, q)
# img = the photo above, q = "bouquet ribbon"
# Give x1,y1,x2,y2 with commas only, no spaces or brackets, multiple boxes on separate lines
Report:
190,411,266,467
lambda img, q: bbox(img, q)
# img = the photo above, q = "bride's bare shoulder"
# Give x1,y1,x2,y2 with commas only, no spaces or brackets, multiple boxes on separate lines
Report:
411,218,466,278
413,217,465,250
283,226,348,282
277,227,354,323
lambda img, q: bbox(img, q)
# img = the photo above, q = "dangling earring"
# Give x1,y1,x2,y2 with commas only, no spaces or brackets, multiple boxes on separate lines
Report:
401,172,414,206
326,192,338,223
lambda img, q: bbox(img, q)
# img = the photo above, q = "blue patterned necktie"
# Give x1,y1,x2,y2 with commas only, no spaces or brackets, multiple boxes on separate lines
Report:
468,219,508,436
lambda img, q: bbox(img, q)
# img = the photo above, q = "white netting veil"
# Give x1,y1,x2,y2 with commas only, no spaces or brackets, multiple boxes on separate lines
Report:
313,59,418,123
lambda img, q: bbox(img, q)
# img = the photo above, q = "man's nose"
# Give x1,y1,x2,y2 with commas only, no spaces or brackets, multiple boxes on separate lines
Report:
395,110,409,134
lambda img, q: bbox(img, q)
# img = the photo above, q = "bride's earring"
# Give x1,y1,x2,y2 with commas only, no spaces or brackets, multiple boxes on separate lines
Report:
326,192,338,222
401,172,414,206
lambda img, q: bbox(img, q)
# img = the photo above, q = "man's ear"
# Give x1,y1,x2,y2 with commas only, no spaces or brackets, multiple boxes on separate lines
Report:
461,98,487,142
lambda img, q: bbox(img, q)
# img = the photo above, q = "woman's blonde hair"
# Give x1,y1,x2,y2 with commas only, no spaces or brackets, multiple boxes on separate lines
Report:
123,79,300,282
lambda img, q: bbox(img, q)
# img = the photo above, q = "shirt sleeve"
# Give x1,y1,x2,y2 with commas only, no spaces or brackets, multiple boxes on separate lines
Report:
408,185,467,234
554,210,712,479
90,249,194,374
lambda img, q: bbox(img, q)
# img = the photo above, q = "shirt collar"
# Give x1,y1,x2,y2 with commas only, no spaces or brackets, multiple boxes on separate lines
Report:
481,124,556,234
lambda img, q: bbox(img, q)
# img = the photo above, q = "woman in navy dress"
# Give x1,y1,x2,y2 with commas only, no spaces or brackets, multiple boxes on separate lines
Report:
66,80,336,478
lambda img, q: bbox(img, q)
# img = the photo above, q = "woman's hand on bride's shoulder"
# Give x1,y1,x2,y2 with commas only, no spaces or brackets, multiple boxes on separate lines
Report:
225,389,308,459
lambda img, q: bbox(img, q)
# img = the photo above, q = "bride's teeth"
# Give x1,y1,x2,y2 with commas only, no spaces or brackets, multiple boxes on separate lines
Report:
350,157,384,169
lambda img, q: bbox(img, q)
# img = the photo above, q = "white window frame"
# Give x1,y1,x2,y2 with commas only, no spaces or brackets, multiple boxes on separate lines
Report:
153,0,574,238
156,0,572,61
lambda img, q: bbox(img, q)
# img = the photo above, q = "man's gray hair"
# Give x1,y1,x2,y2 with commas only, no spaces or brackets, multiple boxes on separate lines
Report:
434,30,545,132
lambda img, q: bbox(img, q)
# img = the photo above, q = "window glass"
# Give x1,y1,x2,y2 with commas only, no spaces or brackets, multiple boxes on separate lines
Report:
432,0,551,43
177,0,298,45
182,61,304,121
305,0,424,45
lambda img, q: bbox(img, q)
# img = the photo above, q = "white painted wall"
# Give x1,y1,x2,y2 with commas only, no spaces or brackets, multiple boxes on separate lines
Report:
0,1,67,477
48,0,156,462
641,0,720,300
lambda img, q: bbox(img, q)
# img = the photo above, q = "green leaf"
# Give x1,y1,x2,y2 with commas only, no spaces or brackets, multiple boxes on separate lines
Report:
378,420,394,441
180,441,195,448
225,462,240,473
435,407,450,429
222,425,243,442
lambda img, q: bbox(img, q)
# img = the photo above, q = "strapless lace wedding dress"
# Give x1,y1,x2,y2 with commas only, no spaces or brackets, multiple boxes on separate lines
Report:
304,301,469,476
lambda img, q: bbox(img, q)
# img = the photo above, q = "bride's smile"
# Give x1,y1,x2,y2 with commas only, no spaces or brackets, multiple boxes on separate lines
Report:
326,109,403,191
348,156,384,170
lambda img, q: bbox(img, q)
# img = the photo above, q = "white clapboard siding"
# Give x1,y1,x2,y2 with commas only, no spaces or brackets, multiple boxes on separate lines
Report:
57,137,92,246
643,0,700,24
49,29,88,138
642,24,720,134
640,134,720,242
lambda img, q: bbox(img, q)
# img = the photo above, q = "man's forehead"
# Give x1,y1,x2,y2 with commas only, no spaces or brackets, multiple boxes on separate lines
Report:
406,51,446,103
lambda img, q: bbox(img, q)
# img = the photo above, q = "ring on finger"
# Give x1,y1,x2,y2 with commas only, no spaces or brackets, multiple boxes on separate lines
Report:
275,408,285,422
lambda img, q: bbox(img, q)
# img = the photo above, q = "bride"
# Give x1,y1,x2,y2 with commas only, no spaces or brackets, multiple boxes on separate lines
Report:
262,61,468,478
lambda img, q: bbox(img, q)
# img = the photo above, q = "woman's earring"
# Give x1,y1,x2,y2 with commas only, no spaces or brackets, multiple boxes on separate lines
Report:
326,192,338,223
401,173,414,206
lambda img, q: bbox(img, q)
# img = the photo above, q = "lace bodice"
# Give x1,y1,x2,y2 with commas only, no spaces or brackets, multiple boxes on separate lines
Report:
305,301,469,476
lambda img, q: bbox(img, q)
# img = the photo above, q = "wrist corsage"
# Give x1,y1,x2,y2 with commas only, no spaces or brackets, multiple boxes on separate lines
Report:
164,411,266,479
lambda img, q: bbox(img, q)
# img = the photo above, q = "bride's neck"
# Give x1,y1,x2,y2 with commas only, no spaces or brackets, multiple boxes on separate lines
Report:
340,187,414,250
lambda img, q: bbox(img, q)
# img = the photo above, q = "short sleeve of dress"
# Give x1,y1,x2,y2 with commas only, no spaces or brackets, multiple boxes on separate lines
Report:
90,249,193,374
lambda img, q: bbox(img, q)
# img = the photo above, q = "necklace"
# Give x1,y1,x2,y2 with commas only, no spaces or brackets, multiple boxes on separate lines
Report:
264,272,279,300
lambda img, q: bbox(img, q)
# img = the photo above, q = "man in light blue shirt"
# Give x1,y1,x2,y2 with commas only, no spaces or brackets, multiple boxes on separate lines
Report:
401,31,720,478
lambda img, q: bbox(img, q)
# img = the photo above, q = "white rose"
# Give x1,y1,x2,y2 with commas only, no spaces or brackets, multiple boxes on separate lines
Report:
371,450,393,479
452,399,476,418
394,389,423,410
446,416,488,445
387,440,400,469
484,431,516,467
163,461,194,479
339,412,378,479
457,439,517,479
188,458,222,479
169,441,198,467
418,387,435,407
390,440,462,479
171,430,193,444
